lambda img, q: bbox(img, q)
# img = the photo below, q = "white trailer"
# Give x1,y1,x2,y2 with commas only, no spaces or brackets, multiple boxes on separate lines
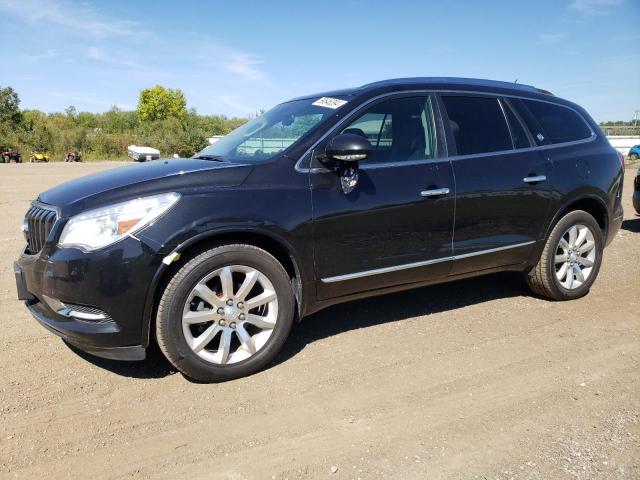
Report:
127,145,160,162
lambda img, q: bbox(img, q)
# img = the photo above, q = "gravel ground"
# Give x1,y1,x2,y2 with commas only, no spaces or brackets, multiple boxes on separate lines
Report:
0,162,638,480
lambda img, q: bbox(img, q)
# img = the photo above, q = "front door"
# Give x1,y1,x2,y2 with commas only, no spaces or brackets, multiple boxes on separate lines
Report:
311,95,455,300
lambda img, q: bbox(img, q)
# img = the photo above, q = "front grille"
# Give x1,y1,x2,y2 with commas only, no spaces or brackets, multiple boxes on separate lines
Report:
24,204,58,254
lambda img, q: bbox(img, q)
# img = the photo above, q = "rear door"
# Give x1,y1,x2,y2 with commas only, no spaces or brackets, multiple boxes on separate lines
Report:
438,94,553,274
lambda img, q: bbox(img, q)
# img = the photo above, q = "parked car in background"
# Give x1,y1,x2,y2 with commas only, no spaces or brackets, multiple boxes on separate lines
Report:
1,148,21,163
64,151,82,162
634,166,640,214
14,77,624,382
628,144,640,161
30,151,49,163
128,145,160,162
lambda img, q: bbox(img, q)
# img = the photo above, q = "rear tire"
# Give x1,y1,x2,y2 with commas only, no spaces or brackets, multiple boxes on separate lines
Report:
156,244,295,382
526,210,603,300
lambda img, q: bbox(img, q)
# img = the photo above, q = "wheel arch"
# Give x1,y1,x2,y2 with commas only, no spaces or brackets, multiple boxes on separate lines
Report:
544,194,608,241
141,228,306,348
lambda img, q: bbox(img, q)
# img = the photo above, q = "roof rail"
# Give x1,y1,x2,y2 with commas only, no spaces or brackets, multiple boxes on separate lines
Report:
358,77,552,95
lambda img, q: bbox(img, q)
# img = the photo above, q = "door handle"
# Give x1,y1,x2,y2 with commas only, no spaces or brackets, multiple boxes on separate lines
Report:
420,187,450,197
523,175,546,184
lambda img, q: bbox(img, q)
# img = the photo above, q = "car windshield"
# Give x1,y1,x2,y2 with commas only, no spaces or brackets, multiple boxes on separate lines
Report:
194,97,348,163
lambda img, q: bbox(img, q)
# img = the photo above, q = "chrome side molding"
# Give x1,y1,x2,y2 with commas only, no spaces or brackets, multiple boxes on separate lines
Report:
321,241,535,283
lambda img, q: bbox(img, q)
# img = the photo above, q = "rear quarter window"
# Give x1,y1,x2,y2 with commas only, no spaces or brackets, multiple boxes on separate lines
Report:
521,99,592,144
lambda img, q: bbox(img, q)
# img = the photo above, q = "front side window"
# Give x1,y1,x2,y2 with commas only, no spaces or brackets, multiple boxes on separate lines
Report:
521,100,592,144
340,96,436,164
441,95,512,156
195,98,345,163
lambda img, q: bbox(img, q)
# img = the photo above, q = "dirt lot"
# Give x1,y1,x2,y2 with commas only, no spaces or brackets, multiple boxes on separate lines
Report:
0,162,638,480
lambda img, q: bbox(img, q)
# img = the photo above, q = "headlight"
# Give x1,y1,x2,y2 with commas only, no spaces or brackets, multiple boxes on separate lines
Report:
58,192,180,251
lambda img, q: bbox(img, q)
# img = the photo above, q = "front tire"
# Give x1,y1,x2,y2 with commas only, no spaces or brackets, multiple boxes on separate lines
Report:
156,244,295,382
526,210,603,300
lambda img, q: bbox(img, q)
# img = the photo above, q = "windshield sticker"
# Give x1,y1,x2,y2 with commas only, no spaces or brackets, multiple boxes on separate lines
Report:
312,97,348,109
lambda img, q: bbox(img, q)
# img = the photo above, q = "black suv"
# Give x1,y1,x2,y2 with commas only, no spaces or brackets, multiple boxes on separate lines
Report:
14,78,624,382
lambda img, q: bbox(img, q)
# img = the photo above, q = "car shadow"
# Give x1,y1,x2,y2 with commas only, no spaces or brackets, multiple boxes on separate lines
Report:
269,271,530,369
64,341,177,379
66,271,532,380
621,218,640,233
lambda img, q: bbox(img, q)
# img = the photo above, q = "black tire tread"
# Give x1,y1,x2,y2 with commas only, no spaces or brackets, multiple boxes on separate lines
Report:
525,217,564,300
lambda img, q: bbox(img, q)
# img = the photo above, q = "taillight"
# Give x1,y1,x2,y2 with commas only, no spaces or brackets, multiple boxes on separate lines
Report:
619,151,625,168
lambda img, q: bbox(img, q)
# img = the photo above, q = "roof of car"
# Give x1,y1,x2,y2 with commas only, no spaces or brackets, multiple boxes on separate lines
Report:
290,77,553,102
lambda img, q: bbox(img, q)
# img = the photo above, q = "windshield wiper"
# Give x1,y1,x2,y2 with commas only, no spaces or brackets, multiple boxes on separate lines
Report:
193,155,227,162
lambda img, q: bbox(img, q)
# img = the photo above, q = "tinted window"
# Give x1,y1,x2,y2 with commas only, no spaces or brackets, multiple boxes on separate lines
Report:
441,96,512,155
503,101,530,149
522,100,592,144
196,98,338,163
509,98,548,145
342,97,436,164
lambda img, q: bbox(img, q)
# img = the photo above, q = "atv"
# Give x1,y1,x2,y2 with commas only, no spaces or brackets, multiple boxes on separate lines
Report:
64,151,82,162
1,148,22,163
30,151,49,163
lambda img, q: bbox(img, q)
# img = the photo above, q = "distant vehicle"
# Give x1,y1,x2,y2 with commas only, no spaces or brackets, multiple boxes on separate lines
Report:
64,151,82,162
30,152,49,163
634,166,640,214
128,145,160,162
628,144,640,161
1,148,21,163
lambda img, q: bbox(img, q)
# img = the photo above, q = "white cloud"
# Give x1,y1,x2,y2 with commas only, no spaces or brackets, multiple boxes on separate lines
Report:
23,49,59,61
222,53,266,82
569,0,625,15
0,0,141,38
538,33,567,45
86,46,134,66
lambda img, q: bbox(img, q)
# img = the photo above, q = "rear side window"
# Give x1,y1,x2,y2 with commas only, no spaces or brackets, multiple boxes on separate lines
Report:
521,100,592,144
502,101,530,149
441,95,512,155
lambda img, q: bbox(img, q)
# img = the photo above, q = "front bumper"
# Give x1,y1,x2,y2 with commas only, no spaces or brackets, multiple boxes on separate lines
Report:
14,236,162,361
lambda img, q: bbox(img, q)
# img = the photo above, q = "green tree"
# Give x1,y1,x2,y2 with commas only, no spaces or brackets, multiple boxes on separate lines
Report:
21,110,52,152
136,85,187,122
0,86,22,126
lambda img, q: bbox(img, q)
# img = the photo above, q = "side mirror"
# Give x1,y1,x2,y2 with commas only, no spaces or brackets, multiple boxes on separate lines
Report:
325,133,373,162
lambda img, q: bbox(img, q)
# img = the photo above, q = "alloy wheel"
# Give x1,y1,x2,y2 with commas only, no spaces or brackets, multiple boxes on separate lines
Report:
182,265,278,365
554,224,596,290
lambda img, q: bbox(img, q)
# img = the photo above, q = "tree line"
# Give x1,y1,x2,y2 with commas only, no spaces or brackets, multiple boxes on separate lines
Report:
0,85,247,161
1,84,637,162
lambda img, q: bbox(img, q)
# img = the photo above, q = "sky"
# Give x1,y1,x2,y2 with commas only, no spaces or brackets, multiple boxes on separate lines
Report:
0,0,638,122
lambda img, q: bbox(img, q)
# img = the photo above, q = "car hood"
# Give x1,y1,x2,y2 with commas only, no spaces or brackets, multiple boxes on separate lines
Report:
38,158,253,214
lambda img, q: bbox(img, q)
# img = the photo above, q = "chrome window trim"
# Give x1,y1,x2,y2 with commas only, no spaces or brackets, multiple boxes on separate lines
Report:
320,240,535,283
445,135,596,162
294,88,597,173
